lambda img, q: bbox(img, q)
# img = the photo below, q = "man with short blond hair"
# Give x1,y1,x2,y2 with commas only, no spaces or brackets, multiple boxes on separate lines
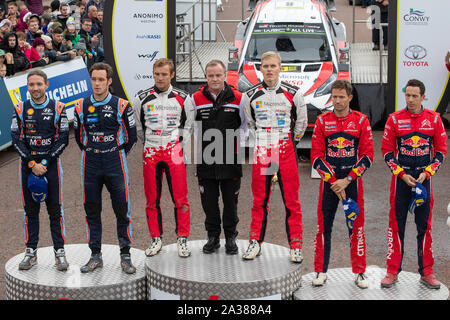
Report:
243,51,307,263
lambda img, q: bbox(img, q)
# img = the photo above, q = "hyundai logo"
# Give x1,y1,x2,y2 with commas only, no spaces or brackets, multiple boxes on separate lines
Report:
404,45,427,60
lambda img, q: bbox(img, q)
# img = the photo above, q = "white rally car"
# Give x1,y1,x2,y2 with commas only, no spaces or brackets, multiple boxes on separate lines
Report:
227,0,350,135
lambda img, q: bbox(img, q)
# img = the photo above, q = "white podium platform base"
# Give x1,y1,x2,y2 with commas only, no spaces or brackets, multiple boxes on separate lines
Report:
294,266,449,300
146,240,302,300
5,244,147,300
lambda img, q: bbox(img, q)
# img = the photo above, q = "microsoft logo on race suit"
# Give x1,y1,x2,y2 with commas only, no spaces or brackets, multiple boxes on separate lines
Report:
403,8,430,26
403,45,428,67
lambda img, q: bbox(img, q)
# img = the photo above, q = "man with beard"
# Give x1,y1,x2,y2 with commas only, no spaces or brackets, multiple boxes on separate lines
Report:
11,69,69,271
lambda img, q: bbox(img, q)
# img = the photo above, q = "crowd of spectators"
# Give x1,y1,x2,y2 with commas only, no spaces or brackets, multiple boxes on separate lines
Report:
0,0,105,78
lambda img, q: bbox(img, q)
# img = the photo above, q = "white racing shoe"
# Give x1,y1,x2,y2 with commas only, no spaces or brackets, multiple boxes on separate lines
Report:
145,237,162,257
242,240,261,260
355,273,369,289
177,237,191,258
312,272,327,286
290,248,303,263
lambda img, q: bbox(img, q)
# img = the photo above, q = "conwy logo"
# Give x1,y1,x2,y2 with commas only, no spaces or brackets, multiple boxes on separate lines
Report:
403,8,430,25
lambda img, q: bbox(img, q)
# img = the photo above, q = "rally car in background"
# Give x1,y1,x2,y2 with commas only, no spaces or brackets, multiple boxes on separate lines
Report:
227,0,350,142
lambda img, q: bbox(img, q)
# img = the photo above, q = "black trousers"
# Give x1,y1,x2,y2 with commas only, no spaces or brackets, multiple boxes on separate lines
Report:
198,178,240,238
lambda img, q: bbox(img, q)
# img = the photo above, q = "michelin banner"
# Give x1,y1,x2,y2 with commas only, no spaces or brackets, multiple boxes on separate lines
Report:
103,0,175,103
396,0,450,112
4,57,92,121
0,79,15,151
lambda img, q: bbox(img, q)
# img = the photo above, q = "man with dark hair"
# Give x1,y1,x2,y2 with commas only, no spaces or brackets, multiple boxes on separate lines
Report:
133,58,194,258
192,59,247,255
74,62,138,274
310,79,374,288
51,26,76,61
381,79,447,289
79,17,103,66
57,3,70,30
11,69,69,271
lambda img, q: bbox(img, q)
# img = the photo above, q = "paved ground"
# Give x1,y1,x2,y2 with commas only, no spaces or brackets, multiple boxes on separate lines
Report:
1,130,449,299
1,0,448,300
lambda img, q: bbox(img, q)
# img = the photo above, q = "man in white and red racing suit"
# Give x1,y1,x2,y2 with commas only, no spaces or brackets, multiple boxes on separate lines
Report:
243,51,307,262
133,58,194,258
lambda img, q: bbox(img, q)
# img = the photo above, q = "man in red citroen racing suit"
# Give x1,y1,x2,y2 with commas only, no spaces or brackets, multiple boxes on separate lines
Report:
380,79,447,289
133,58,194,258
242,51,307,263
311,80,374,289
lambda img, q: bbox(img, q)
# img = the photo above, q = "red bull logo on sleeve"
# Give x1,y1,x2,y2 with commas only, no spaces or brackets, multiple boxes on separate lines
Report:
400,135,430,156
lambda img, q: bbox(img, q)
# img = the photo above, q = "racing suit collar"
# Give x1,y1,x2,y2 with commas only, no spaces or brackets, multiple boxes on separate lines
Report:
154,84,172,95
203,81,234,104
91,93,112,106
30,96,50,109
262,79,281,91
405,105,424,118
333,108,352,121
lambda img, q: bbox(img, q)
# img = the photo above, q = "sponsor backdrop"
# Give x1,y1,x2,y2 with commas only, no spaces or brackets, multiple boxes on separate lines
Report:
103,0,176,103
393,0,450,112
3,57,93,122
0,57,92,151
0,79,15,150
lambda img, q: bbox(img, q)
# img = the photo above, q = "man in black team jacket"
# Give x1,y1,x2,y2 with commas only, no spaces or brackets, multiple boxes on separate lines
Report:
191,59,247,255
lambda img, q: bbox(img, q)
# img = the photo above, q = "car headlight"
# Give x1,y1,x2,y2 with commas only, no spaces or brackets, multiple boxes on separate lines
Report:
314,73,337,98
238,74,253,92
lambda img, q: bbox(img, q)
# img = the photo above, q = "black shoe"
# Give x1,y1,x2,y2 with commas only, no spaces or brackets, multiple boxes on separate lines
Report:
225,237,238,255
372,44,380,51
203,237,220,254
80,253,103,273
120,253,136,274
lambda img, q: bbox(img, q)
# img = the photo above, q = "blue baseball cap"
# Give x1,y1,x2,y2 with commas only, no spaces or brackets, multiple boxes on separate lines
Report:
27,173,48,203
343,198,359,231
408,182,427,215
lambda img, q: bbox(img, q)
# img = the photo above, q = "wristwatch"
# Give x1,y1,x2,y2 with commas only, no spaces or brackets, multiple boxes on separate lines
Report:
28,160,36,168
346,175,353,182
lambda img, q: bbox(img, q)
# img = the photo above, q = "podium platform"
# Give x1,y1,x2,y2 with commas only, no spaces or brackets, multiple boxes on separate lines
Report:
5,244,147,300
146,240,302,300
294,266,449,300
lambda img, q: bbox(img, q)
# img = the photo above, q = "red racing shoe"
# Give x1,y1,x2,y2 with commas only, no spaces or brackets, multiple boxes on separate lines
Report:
420,274,441,289
380,272,398,288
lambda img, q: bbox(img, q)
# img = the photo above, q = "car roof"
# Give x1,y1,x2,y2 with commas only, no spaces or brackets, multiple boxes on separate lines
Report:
255,0,325,24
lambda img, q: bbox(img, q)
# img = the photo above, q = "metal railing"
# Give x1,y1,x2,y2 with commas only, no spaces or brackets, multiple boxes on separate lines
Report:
176,0,247,82
351,2,388,84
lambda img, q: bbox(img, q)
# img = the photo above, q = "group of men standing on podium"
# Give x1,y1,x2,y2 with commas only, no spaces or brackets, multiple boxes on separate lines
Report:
10,50,447,290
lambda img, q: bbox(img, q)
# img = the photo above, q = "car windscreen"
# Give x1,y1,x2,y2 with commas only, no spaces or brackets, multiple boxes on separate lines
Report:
244,23,332,63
